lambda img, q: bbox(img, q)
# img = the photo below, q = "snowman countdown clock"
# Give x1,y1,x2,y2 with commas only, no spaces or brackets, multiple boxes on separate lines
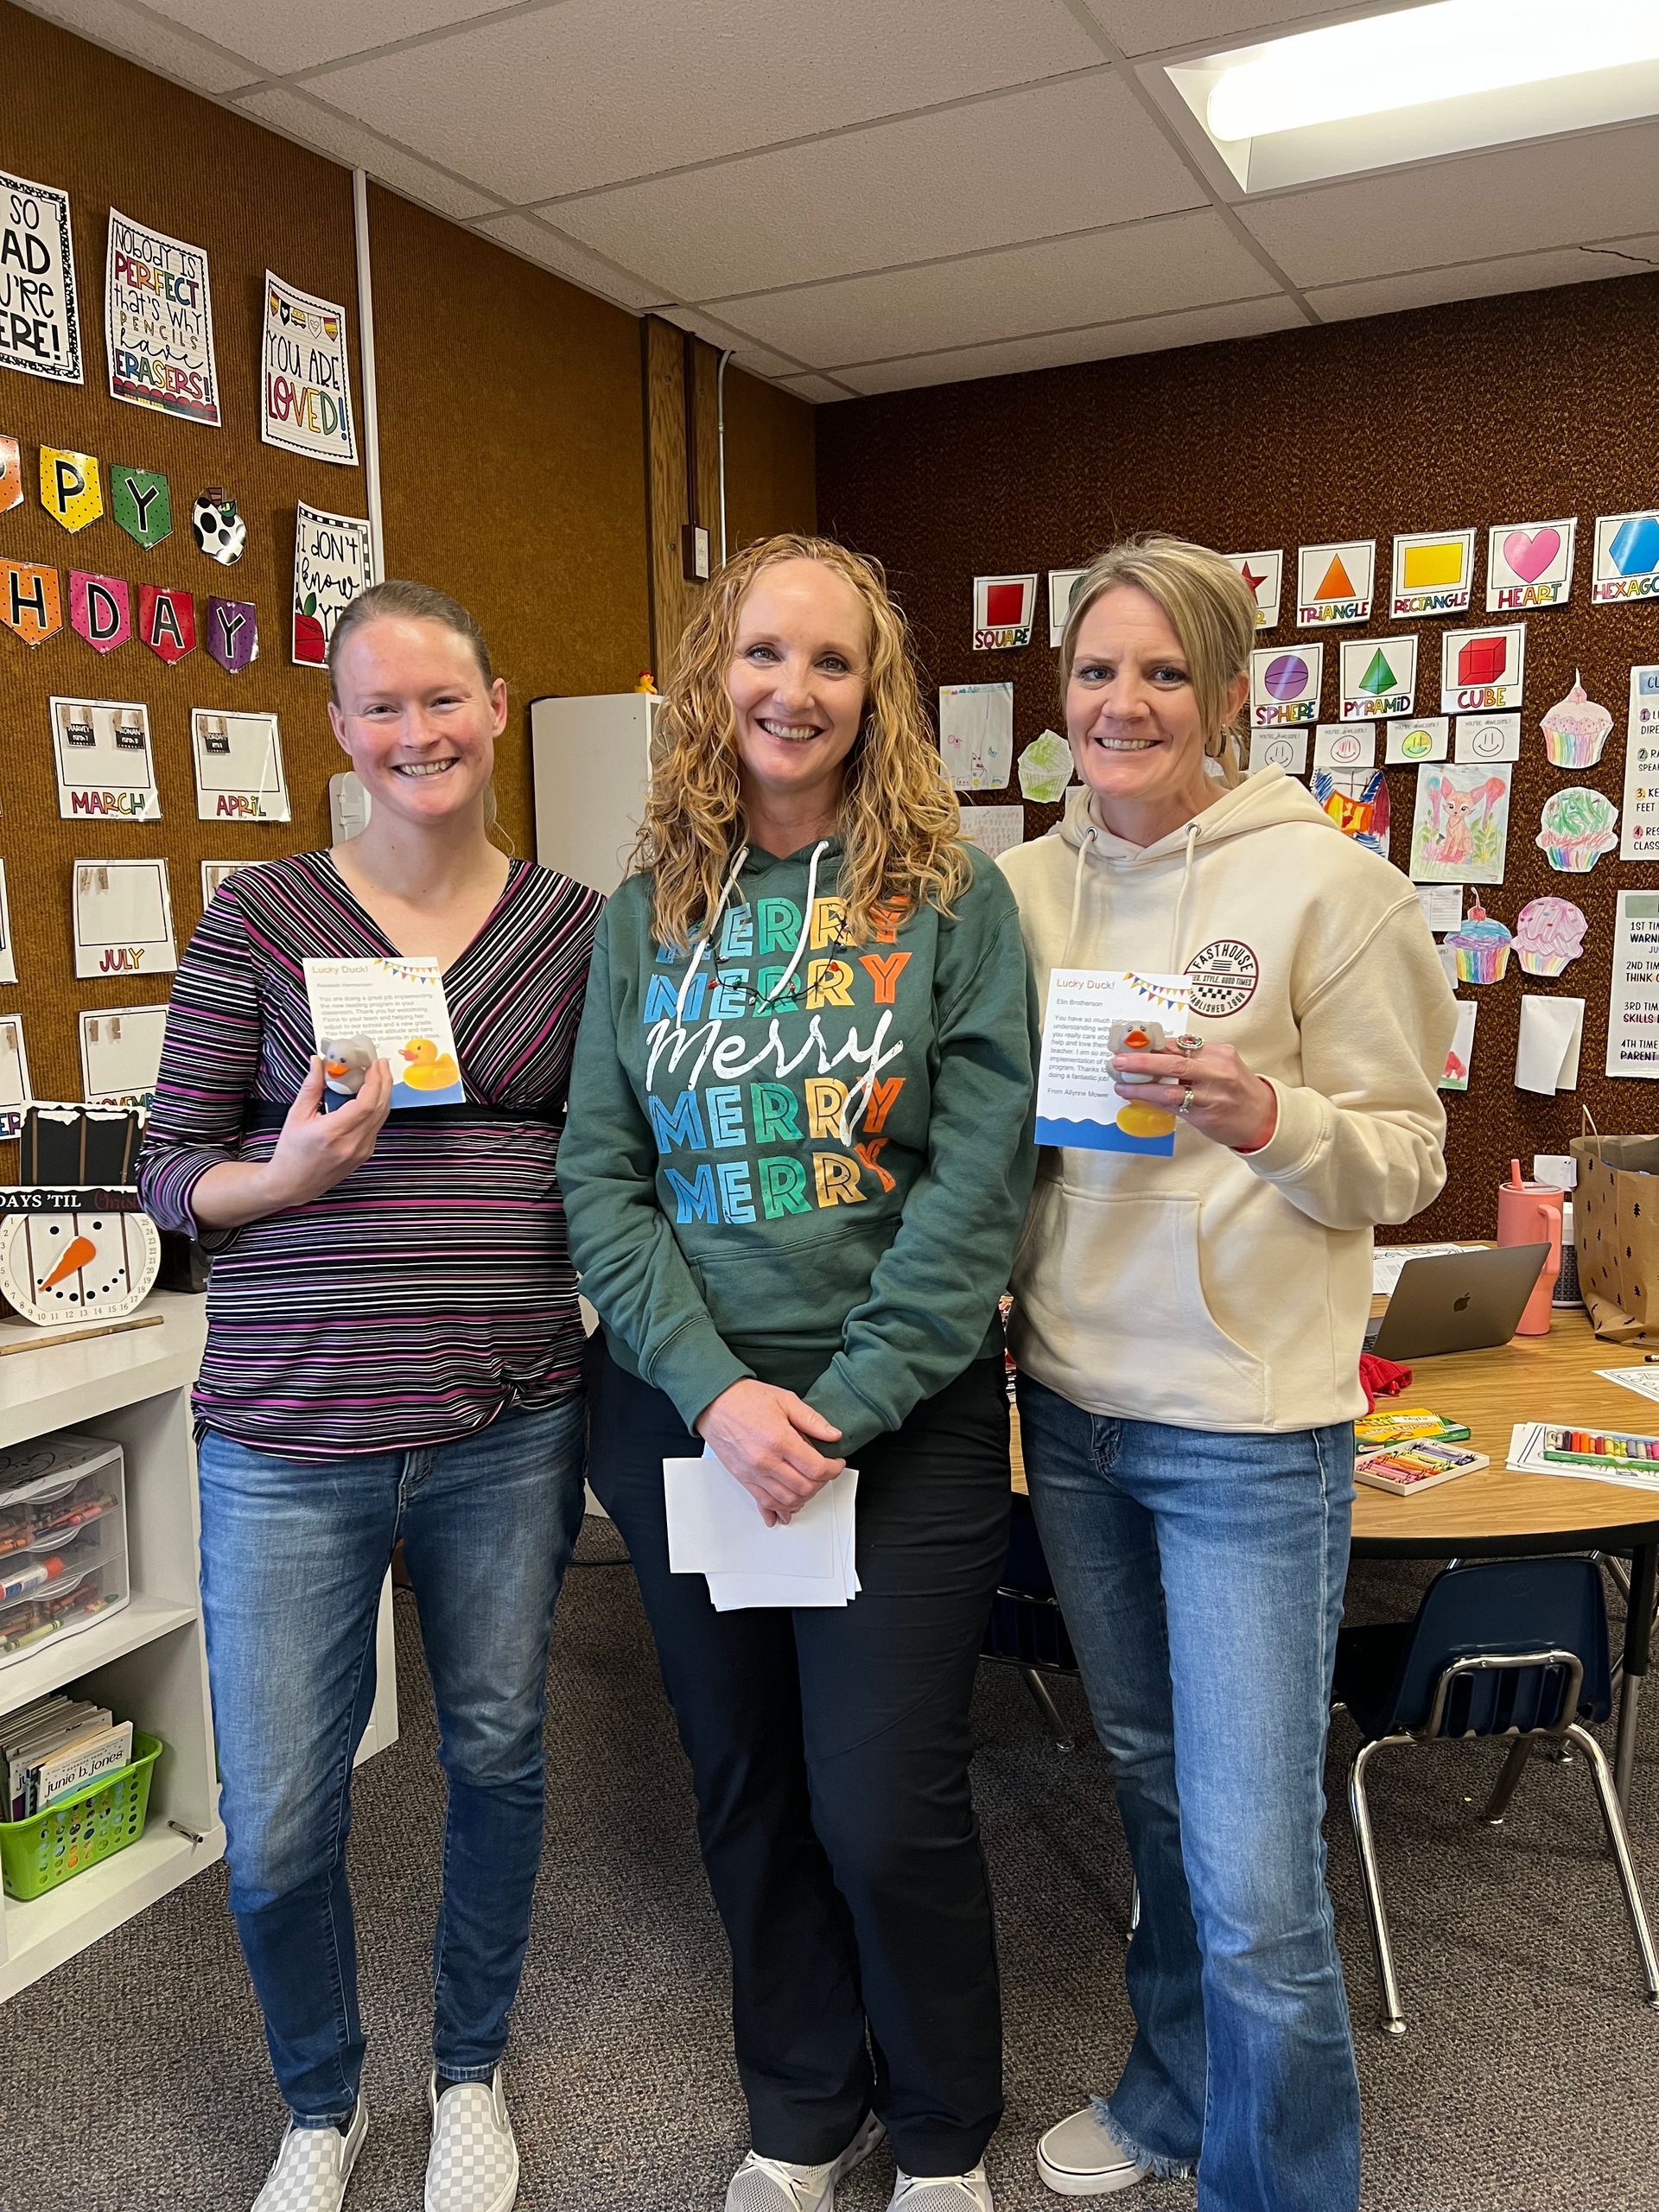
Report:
0,1210,162,1325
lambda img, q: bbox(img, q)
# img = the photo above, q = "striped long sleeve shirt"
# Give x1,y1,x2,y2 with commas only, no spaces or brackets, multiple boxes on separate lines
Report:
137,849,602,1459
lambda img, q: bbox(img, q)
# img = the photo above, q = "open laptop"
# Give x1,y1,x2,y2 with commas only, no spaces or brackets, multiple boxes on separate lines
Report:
1365,1243,1550,1361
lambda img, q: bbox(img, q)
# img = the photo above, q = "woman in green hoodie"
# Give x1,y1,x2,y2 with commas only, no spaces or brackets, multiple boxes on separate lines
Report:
559,534,1037,2212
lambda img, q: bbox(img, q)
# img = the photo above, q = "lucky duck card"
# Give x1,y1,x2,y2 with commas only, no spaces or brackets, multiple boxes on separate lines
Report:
302,957,465,1109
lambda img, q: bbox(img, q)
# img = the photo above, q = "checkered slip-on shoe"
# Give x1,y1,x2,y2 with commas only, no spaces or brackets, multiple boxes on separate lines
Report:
251,2098,367,2212
889,2167,994,2211
424,2069,520,2212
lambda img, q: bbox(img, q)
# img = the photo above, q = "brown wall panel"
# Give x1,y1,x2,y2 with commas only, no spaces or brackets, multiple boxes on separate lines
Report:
723,363,817,556
817,274,1659,1242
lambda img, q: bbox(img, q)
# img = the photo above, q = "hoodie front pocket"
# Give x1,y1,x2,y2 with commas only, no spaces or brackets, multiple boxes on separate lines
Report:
1012,1184,1270,1427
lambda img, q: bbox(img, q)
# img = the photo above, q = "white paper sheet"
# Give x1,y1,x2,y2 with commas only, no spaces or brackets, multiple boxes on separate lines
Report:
1598,1369,1659,1406
49,696,161,822
72,859,175,980
1313,722,1376,769
957,804,1024,857
1387,716,1449,764
0,861,16,985
664,1450,860,1611
79,1005,168,1108
1416,884,1463,933
938,683,1013,790
0,1015,30,1137
1371,1242,1481,1295
1509,1421,1659,1492
1248,728,1309,777
1454,712,1522,763
1514,996,1584,1095
191,708,290,823
1440,1000,1476,1090
1048,569,1087,647
302,956,464,1109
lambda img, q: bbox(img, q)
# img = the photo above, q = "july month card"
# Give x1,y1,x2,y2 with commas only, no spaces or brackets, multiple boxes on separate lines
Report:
1036,969,1192,1157
302,957,466,1109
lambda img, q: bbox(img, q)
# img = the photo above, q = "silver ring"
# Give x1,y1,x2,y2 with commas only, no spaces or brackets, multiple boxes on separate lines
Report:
1171,1033,1205,1059
1176,1088,1197,1118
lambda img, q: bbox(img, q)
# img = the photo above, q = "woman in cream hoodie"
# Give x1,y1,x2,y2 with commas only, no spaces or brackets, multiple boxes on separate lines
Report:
999,537,1454,2212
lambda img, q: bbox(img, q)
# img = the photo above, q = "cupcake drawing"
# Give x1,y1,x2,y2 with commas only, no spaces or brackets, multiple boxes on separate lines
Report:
1537,786,1618,873
1445,901,1513,985
1513,895,1588,976
1540,672,1613,768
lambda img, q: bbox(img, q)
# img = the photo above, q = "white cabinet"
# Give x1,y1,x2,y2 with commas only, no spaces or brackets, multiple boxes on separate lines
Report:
530,691,658,896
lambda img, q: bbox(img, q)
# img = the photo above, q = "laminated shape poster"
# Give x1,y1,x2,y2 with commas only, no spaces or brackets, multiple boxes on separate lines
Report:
1621,666,1659,862
105,207,219,426
303,957,465,1108
1035,969,1192,1157
294,501,374,665
0,169,80,384
191,708,290,822
262,271,358,466
49,696,162,822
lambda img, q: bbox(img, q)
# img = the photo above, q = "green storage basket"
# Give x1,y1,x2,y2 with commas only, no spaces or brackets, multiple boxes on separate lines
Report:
0,1732,162,1901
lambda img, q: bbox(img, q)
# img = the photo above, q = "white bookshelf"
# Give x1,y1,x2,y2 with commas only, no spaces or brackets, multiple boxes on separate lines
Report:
0,1294,398,2002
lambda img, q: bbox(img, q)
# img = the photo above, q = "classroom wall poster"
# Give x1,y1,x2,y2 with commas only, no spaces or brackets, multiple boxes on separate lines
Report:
1389,530,1476,618
1047,569,1086,648
1295,541,1374,626
1607,891,1659,1077
1408,762,1512,885
262,271,358,467
938,683,1013,790
1486,518,1575,611
1225,551,1282,629
73,857,176,978
972,574,1037,650
1249,645,1322,725
1592,511,1659,604
1621,667,1659,861
50,696,162,821
0,169,80,384
1440,624,1525,712
105,207,219,426
79,1005,168,1109
191,707,290,821
1338,635,1415,719
294,502,375,665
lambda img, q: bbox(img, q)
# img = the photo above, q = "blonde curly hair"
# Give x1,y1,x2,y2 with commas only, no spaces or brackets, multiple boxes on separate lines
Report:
632,533,969,950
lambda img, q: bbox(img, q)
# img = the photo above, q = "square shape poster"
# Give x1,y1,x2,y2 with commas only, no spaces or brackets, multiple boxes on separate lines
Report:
105,208,219,425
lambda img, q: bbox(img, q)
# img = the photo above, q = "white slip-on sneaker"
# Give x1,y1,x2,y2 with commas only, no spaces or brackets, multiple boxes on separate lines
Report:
424,2069,519,2212
890,2164,994,2209
251,2097,367,2212
726,2113,886,2212
1036,2106,1147,2196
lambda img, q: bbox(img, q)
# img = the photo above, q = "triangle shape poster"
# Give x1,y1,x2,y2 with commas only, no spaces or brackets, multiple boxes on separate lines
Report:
1297,541,1374,626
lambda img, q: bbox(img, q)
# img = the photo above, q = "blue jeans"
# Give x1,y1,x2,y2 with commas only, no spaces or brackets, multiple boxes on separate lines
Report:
197,1397,586,2126
1017,1378,1360,2212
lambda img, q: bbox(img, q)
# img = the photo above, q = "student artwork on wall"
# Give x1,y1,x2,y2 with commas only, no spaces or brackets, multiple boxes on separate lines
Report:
1017,729,1073,802
72,858,176,978
1487,518,1575,610
1621,667,1659,860
1387,715,1449,763
1440,624,1525,712
1454,712,1522,763
1536,787,1618,874
1312,764,1389,858
1440,1000,1477,1091
1591,511,1659,604
39,446,101,532
1313,722,1376,769
1250,645,1322,725
0,170,80,384
938,683,1013,790
0,1017,31,1139
1538,674,1612,768
191,708,290,821
1047,569,1086,647
49,696,161,821
1248,728,1310,777
1295,541,1374,626
1225,551,1282,629
972,574,1037,650
1390,530,1476,619
105,209,219,426
0,558,61,645
79,1006,168,1109
1338,635,1415,719
0,862,16,986
261,272,358,467
293,502,374,666
1513,896,1587,976
1409,762,1513,885
957,804,1024,858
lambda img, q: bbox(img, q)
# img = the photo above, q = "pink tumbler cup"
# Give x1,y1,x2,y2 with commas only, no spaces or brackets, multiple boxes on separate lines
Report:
1497,1170,1563,1336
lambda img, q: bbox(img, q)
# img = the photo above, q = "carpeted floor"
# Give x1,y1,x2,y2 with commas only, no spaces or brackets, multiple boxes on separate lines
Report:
7,1520,1659,2211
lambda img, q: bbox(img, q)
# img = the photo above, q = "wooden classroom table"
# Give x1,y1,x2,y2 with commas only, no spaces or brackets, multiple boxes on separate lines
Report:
1009,1309,1659,1811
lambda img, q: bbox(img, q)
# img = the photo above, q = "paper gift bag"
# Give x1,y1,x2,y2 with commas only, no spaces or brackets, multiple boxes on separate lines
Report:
1570,1131,1659,1343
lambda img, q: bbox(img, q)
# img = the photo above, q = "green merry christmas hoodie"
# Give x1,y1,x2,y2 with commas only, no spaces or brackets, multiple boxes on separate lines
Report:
558,837,1038,1455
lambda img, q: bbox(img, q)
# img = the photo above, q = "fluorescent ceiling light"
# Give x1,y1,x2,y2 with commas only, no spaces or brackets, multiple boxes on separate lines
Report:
1207,0,1659,142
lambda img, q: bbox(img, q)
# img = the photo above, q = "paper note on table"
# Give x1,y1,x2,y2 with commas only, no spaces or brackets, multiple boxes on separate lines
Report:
1599,1370,1659,1406
302,957,465,1108
1514,996,1584,1095
1371,1242,1481,1295
664,1451,860,1611
1036,969,1192,1157
1509,1421,1659,1493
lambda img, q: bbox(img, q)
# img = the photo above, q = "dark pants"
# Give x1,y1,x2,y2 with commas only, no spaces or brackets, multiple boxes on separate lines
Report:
589,1341,1010,2177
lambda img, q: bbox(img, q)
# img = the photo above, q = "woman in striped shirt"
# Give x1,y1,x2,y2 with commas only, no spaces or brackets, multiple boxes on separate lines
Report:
137,582,601,2212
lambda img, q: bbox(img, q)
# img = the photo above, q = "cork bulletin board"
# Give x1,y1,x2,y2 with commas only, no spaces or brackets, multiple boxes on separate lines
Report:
817,271,1659,1243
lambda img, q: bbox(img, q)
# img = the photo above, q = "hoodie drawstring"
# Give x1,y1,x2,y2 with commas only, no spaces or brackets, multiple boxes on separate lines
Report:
1059,826,1096,970
1169,821,1199,972
673,842,750,1022
753,837,829,1020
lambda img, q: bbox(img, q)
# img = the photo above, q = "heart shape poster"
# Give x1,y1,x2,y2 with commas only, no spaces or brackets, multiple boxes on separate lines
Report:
1486,516,1576,609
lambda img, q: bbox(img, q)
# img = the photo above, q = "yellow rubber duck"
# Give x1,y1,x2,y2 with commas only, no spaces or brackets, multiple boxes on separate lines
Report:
400,1037,461,1090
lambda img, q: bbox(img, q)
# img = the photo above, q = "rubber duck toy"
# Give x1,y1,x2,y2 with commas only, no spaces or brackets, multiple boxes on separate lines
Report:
1107,1020,1178,1140
634,671,658,694
400,1037,461,1090
319,1035,377,1101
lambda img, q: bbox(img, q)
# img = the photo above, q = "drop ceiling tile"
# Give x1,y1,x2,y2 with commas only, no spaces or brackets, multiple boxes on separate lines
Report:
711,209,1279,370
471,213,669,313
1240,118,1659,289
19,0,260,92
1079,0,1376,58
143,0,516,75
777,373,857,404
237,86,504,219
554,74,1205,301
308,0,1106,204
653,308,804,380
835,294,1304,393
1306,236,1659,323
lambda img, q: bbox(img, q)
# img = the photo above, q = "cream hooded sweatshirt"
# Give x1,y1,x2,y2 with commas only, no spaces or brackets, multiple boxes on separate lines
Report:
998,768,1457,1433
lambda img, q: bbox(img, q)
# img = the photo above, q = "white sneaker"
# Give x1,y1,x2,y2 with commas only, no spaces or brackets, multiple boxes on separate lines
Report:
251,2098,367,2212
424,2069,519,2212
891,2166,993,2209
726,2113,886,2211
1036,2106,1146,2196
